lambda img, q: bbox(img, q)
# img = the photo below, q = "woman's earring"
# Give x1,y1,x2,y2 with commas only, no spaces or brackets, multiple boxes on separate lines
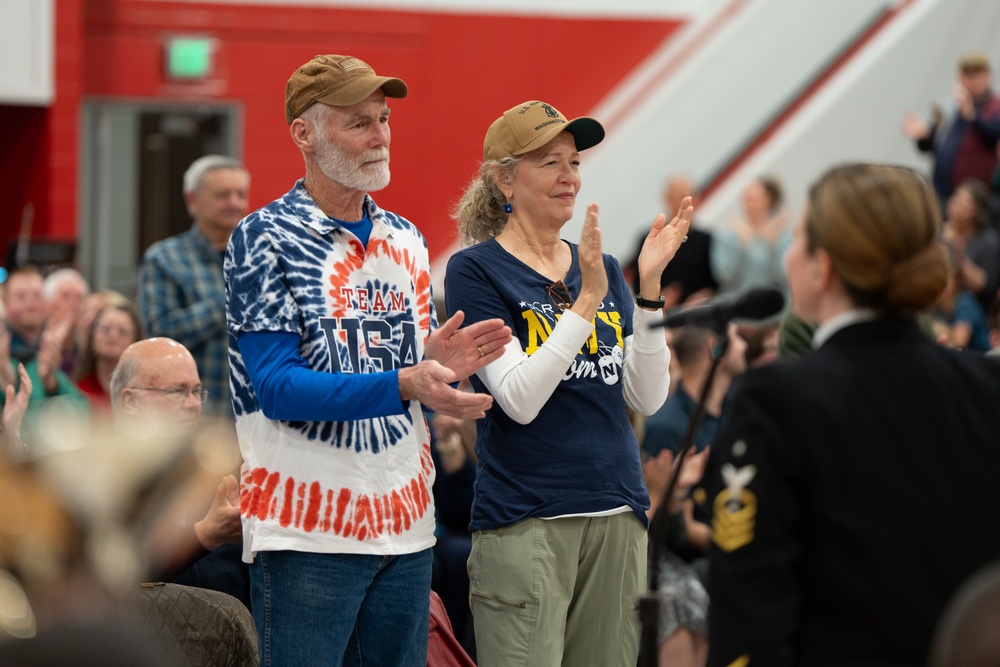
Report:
503,202,513,214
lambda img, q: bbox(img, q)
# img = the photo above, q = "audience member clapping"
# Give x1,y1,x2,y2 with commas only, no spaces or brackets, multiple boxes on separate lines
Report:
42,268,90,375
1,267,89,447
942,178,1000,311
710,175,791,296
933,247,992,351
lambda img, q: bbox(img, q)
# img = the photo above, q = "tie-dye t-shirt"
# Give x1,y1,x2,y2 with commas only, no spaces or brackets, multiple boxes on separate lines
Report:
225,180,436,559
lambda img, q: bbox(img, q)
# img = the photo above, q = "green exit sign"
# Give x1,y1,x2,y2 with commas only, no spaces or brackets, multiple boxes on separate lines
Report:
166,37,215,80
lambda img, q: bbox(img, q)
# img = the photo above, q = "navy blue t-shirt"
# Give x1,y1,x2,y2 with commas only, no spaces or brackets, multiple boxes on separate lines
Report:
445,238,650,531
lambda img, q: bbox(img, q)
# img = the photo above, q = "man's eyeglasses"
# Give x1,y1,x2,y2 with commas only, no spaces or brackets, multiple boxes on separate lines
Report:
128,386,209,403
546,280,574,311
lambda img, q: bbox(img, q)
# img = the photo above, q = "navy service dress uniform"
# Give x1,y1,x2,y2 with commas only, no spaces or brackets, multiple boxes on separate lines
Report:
705,317,1000,667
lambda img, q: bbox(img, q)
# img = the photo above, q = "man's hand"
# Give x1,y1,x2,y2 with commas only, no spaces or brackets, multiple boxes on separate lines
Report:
901,109,930,140
193,474,242,551
398,360,493,419
424,310,511,380
955,83,976,121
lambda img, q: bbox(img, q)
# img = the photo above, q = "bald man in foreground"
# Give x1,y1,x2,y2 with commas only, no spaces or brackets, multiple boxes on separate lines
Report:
111,337,248,608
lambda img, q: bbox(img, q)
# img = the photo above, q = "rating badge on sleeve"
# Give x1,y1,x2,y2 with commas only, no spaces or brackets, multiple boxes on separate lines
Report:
712,454,757,552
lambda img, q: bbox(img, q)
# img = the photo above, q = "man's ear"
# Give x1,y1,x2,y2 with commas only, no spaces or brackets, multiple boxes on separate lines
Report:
290,118,313,153
183,190,198,219
120,389,140,415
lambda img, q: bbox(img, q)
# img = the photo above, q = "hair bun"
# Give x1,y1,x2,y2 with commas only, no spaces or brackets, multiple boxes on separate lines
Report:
882,243,948,312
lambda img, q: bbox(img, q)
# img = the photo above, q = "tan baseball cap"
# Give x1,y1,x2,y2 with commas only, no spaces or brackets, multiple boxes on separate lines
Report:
284,54,408,124
483,100,605,161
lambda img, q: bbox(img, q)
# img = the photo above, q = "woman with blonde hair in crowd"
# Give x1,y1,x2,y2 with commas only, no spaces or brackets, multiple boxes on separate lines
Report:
706,164,1000,666
445,99,691,667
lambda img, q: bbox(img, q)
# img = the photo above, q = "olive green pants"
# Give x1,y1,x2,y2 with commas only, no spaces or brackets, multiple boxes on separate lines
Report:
468,513,647,667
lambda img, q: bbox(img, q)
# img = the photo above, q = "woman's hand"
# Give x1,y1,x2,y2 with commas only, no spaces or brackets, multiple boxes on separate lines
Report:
572,203,608,320
0,328,15,391
2,364,32,458
36,318,72,394
636,196,693,300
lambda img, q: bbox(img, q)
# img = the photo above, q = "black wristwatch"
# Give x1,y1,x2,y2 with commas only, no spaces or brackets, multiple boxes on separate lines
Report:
635,294,665,310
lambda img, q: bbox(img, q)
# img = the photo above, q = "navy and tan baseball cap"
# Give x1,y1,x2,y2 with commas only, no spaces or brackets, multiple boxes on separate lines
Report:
284,54,408,124
483,100,605,161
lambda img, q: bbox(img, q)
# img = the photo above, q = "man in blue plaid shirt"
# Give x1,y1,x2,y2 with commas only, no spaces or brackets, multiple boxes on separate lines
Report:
137,155,250,417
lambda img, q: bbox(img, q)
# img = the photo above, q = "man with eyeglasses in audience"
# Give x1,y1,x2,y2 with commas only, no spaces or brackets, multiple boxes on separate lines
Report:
111,337,249,610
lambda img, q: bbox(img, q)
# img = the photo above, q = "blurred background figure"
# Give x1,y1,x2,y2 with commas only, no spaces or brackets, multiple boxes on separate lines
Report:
740,322,780,368
942,178,1000,312
429,405,478,659
932,246,992,352
710,175,791,297
0,363,245,665
111,337,247,610
74,290,131,369
42,267,89,375
644,324,746,496
1,266,88,446
642,324,746,667
640,442,711,667
902,50,1000,207
74,304,144,413
642,324,747,579
137,155,250,418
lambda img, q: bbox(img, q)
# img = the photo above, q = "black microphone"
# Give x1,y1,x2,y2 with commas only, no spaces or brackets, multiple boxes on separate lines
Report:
650,287,785,331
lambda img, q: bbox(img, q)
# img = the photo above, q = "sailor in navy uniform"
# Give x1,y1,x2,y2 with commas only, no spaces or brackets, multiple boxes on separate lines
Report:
704,164,1000,667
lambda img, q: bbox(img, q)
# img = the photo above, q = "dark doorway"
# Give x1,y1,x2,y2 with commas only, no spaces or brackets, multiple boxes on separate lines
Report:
137,110,233,255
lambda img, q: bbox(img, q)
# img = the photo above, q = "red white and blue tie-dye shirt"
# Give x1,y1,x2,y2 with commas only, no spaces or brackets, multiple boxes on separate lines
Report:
224,180,437,560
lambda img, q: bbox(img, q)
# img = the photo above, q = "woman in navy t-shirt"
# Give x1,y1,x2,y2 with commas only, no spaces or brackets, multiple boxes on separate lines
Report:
444,100,692,667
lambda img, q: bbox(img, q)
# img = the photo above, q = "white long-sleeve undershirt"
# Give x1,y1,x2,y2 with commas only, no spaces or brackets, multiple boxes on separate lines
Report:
476,306,671,424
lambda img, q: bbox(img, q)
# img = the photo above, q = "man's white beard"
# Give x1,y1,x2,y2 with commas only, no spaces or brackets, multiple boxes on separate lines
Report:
316,142,391,192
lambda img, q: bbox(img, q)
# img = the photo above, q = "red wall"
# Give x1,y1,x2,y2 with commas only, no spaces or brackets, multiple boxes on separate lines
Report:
0,0,84,258
3,0,681,265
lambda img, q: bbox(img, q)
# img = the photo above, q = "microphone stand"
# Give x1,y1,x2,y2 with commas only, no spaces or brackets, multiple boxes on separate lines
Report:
638,329,730,667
